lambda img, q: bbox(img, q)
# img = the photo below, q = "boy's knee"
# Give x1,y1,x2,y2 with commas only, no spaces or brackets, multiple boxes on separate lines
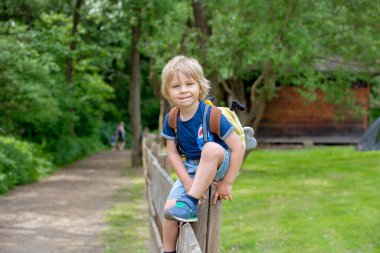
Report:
201,142,225,162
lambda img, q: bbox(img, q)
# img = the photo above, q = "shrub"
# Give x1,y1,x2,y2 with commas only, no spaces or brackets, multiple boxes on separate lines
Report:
46,135,105,165
0,136,54,194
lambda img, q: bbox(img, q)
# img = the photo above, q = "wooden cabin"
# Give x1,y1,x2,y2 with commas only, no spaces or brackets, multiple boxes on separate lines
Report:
257,85,370,144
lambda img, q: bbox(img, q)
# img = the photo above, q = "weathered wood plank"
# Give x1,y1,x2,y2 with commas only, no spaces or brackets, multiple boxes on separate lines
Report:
178,223,202,253
158,152,168,172
149,217,164,253
192,187,210,252
152,142,160,158
192,184,222,253
147,149,173,186
205,184,222,253
147,149,174,224
146,178,156,217
142,136,149,200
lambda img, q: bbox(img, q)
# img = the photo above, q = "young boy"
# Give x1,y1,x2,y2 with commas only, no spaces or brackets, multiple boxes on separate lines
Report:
160,55,245,253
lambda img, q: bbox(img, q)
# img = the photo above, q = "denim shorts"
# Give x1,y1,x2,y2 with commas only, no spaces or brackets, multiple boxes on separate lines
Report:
167,149,231,200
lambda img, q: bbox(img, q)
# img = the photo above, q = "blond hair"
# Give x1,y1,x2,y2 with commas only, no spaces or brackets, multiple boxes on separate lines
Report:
161,55,210,102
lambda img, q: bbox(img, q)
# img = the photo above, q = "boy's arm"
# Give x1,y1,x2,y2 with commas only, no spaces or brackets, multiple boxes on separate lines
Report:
166,140,193,192
213,131,245,204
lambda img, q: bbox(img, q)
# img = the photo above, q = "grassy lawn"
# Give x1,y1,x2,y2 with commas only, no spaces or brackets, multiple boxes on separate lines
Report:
221,146,380,253
102,167,149,253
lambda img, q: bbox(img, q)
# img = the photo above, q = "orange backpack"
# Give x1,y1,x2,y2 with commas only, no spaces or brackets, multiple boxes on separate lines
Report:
168,99,257,157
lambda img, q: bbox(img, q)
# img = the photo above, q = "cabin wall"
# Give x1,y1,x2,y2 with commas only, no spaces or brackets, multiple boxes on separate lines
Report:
257,86,370,143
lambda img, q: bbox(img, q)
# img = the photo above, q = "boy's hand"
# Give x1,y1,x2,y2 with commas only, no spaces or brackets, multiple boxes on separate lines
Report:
212,181,233,204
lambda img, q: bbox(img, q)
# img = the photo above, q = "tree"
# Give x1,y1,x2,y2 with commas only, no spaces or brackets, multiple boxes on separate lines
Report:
144,1,190,141
66,0,84,86
0,0,115,163
127,0,189,162
200,0,379,131
128,0,142,167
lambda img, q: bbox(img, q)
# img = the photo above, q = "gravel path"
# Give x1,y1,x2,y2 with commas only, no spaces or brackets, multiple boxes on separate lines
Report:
0,150,130,253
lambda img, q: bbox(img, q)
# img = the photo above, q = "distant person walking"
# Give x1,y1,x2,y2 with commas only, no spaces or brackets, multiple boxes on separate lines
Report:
116,122,125,150
110,133,117,150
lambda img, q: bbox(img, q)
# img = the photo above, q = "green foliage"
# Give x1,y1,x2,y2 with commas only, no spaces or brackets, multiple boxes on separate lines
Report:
0,0,53,24
72,73,115,136
47,135,104,166
1,0,379,194
0,36,62,134
197,0,379,123
141,96,160,130
139,1,190,63
0,8,116,169
0,11,115,196
0,136,54,194
205,0,379,83
370,76,380,123
370,109,380,123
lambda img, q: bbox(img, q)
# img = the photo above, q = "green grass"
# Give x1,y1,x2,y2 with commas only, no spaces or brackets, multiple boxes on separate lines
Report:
221,146,380,253
102,167,149,253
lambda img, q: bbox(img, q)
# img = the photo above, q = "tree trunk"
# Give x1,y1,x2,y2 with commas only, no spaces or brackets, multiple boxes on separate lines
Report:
149,57,160,97
191,0,212,55
191,0,222,100
242,61,273,132
230,79,247,120
129,10,142,167
66,0,83,86
159,96,170,146
209,70,222,104
148,57,170,146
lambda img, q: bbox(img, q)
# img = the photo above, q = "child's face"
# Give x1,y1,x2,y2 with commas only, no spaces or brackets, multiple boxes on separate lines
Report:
168,72,201,108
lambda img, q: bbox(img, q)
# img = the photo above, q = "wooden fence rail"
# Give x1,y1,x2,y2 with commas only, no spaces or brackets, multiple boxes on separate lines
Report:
142,133,222,253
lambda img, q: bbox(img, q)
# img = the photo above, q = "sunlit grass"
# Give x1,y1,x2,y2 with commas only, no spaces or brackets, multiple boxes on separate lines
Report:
102,147,379,252
102,167,149,253
221,147,380,253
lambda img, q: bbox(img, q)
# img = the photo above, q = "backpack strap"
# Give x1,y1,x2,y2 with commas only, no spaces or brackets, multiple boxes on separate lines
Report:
202,104,211,143
168,104,221,156
209,107,222,137
168,107,180,130
202,105,222,142
168,106,184,158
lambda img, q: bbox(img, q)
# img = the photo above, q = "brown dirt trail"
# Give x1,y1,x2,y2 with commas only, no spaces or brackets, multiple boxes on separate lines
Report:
0,150,130,253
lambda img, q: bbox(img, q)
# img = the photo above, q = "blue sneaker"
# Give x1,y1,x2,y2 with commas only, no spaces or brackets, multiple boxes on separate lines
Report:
165,196,198,222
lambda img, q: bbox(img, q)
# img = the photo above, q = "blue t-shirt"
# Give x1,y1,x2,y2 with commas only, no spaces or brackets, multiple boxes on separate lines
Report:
161,101,234,160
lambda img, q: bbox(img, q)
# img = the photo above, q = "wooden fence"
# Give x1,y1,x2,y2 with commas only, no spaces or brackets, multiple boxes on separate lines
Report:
142,133,222,253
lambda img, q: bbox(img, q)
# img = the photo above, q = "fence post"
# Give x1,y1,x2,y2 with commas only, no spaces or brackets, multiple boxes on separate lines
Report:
192,184,222,253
